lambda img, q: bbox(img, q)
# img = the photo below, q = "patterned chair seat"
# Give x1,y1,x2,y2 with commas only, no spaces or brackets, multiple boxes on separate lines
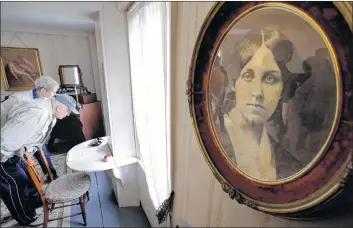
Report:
45,172,91,204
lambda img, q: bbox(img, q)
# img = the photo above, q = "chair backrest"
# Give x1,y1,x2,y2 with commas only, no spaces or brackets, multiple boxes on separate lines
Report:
21,145,53,202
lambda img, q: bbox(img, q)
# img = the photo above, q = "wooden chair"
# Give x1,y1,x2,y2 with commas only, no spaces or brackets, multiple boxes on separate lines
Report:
22,145,91,227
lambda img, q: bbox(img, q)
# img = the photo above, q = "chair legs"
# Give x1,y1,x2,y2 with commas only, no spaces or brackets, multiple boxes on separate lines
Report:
79,195,87,226
86,191,90,201
40,193,89,228
50,203,55,212
43,202,50,228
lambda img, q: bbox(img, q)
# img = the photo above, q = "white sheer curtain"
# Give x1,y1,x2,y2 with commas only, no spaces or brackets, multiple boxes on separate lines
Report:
127,2,171,212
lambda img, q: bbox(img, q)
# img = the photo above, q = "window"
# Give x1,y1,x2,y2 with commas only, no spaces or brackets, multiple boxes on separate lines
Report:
127,2,171,212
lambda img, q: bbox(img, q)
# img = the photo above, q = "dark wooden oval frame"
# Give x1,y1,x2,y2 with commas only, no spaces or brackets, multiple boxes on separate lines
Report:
187,1,353,219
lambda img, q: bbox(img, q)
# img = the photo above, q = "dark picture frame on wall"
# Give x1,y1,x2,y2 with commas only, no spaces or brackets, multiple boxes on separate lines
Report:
0,47,43,91
187,1,353,219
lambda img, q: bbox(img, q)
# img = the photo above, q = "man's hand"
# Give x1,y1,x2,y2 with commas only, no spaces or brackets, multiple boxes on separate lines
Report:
13,146,26,161
18,146,26,159
23,144,41,155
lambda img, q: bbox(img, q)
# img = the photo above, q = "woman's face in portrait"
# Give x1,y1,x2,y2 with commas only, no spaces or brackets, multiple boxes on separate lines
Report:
234,43,283,125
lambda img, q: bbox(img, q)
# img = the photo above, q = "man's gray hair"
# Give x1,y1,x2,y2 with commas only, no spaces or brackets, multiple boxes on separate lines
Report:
35,76,59,92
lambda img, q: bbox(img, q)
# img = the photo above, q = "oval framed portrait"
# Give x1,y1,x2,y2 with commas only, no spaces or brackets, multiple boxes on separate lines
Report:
187,1,353,219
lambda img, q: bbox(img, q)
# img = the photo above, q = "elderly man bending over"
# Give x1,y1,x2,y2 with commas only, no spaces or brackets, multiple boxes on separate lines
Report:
1,76,60,182
0,94,78,226
1,76,59,128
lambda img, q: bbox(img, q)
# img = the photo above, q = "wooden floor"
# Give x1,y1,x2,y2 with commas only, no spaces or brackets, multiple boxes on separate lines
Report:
52,142,150,227
70,171,151,227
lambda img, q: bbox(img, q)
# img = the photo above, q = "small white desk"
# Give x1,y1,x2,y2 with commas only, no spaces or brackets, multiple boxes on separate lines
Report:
66,137,140,207
66,137,114,172
66,136,138,172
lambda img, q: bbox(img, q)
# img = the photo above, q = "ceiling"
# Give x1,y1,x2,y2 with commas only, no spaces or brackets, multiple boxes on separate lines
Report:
1,2,105,32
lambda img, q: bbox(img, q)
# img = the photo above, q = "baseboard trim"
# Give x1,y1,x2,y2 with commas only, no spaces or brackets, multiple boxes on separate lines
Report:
139,200,153,227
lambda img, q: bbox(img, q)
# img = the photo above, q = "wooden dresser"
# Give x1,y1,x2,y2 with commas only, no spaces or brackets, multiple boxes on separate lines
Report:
79,94,105,140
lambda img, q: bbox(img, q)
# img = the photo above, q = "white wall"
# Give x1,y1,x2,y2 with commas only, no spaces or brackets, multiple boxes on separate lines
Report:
88,34,102,101
97,2,140,210
171,2,353,227
94,15,110,135
0,26,100,101
99,2,135,160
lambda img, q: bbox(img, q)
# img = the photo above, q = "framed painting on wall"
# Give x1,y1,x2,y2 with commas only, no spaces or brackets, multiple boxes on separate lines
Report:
1,47,43,91
187,1,353,219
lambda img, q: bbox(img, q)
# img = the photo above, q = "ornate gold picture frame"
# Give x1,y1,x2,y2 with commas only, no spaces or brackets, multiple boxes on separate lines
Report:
187,1,353,219
1,47,43,91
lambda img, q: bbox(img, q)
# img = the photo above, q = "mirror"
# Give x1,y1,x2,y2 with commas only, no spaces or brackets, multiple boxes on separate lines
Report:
58,65,82,86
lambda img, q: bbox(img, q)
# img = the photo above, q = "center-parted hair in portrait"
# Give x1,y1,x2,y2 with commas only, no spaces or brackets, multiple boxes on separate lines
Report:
209,27,336,180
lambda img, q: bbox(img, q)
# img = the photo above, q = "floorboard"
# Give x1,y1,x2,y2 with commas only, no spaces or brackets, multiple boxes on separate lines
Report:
70,171,150,227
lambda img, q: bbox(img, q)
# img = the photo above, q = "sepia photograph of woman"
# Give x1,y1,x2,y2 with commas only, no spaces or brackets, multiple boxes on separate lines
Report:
209,26,336,181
